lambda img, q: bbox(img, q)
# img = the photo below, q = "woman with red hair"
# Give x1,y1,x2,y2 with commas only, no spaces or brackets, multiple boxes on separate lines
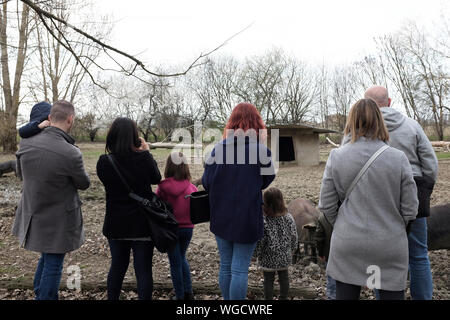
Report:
202,103,276,300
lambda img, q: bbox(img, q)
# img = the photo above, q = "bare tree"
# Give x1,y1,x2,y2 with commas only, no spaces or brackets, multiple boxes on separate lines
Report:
19,0,250,85
189,56,240,125
353,55,388,91
376,22,449,139
27,0,111,103
376,34,423,121
70,111,98,141
236,49,286,124
0,0,31,152
138,77,171,142
280,58,316,124
403,22,449,140
316,63,331,128
330,66,359,132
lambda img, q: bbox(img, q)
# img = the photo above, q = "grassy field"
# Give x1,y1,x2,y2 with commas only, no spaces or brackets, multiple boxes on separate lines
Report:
436,152,450,160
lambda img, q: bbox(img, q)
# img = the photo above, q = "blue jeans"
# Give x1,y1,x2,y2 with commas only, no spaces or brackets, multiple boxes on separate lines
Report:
167,228,193,299
215,236,257,300
408,217,433,300
33,253,66,300
326,275,336,300
107,240,154,300
375,217,433,300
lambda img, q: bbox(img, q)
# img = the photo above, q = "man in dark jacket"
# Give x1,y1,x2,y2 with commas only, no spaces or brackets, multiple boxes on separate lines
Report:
13,100,90,300
364,86,438,300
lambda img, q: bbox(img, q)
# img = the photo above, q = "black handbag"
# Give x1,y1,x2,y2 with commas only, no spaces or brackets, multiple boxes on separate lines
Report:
185,190,210,224
107,154,178,253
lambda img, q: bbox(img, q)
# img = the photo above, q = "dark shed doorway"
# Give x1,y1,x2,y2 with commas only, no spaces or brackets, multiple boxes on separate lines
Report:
279,136,295,162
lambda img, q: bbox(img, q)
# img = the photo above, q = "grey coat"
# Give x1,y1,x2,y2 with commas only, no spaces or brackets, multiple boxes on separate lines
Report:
319,138,418,291
381,107,438,181
12,127,90,254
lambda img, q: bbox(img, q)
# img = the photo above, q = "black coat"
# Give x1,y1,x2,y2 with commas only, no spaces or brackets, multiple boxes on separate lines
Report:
96,151,161,239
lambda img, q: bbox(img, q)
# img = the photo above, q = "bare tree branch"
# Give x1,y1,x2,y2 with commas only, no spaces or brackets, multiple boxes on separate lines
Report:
20,0,252,79
34,6,106,91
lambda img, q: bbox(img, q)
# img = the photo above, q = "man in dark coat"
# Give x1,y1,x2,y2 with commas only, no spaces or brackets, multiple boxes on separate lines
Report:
12,100,90,300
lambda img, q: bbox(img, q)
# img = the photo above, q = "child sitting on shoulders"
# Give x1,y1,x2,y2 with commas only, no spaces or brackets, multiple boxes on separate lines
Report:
19,102,52,138
254,187,298,300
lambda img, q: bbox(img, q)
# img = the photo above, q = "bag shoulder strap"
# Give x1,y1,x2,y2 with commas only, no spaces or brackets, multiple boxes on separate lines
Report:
106,154,133,193
345,145,390,199
107,154,158,203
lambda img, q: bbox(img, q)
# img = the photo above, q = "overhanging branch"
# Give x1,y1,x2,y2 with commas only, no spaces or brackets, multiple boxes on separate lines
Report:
20,0,252,79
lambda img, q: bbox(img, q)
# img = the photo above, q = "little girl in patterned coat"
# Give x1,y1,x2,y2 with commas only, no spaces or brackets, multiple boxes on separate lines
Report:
254,187,298,300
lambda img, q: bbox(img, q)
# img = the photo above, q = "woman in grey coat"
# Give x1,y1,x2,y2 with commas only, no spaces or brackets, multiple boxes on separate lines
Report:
319,99,418,300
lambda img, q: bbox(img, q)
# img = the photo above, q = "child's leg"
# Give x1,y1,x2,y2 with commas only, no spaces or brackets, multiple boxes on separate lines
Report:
277,270,290,300
167,241,185,299
178,228,194,296
263,271,275,300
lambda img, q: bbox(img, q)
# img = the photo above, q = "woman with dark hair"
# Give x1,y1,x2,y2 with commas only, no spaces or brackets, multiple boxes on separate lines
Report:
96,117,161,300
319,99,418,300
202,103,276,300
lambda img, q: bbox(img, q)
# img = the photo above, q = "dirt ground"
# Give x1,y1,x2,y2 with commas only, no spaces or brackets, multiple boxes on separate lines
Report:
0,143,448,300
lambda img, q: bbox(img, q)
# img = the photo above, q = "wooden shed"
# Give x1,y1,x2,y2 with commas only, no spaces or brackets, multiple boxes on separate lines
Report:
267,124,338,167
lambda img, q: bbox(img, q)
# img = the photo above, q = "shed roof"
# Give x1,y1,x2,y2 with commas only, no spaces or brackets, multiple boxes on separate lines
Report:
267,123,339,134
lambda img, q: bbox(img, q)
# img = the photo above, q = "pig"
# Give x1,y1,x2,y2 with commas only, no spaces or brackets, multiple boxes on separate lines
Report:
287,198,320,263
287,199,449,267
427,204,450,251
0,160,16,177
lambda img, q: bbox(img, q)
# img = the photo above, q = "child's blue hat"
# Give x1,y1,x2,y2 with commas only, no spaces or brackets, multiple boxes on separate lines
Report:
29,102,52,123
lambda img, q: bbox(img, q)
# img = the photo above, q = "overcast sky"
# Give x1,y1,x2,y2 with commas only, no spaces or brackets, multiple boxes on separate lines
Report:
92,0,448,67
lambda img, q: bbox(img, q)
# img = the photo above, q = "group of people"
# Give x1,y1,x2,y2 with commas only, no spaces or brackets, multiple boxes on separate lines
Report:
11,84,438,301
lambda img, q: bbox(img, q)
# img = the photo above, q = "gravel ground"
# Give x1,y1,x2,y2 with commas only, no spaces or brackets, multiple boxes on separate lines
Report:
0,144,449,300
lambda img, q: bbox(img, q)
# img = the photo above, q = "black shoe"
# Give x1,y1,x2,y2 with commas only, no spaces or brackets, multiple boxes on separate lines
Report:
184,292,195,300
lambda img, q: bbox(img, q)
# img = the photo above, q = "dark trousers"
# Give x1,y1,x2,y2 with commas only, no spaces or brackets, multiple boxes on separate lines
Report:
107,239,154,300
263,270,290,300
336,280,404,300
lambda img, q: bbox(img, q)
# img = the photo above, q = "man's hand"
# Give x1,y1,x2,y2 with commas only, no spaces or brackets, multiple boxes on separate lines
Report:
38,120,50,129
137,137,150,152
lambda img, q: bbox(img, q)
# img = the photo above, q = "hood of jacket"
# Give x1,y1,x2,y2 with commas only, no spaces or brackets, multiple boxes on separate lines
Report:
30,102,52,123
381,107,406,131
158,177,191,197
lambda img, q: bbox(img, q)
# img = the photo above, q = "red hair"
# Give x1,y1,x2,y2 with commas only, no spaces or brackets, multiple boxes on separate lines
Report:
223,103,266,139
